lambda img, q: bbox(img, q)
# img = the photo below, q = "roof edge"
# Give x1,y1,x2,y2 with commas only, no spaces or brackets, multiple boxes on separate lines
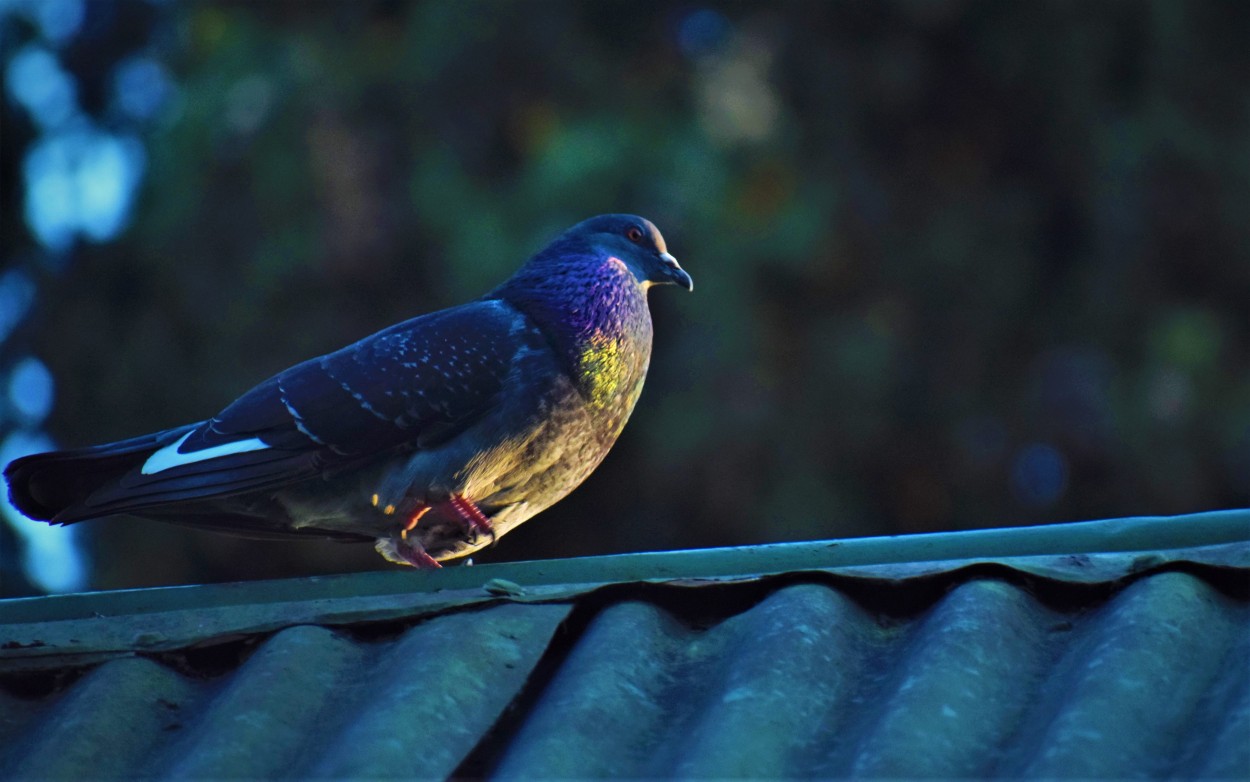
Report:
2,508,1247,626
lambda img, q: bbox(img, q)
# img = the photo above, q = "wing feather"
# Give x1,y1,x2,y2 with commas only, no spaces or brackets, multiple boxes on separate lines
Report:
32,300,531,523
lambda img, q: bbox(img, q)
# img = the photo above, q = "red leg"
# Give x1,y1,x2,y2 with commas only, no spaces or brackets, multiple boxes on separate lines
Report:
371,503,441,568
402,505,430,539
446,494,495,544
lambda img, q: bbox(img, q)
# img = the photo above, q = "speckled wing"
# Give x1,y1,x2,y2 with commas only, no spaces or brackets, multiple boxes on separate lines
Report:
72,300,527,518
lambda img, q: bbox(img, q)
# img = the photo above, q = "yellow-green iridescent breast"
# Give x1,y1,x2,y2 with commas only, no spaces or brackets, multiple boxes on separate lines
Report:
577,329,630,409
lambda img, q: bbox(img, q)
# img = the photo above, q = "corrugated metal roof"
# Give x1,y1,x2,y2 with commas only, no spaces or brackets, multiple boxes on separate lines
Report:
1,510,1248,779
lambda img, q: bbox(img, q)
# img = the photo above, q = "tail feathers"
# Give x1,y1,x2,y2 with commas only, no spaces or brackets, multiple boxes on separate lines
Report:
4,425,197,523
3,423,339,526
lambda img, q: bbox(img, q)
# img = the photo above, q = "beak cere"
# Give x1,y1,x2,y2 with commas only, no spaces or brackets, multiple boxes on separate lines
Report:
659,252,694,292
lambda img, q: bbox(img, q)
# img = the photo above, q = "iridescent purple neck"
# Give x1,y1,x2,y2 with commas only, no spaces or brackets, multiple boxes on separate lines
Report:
491,247,654,385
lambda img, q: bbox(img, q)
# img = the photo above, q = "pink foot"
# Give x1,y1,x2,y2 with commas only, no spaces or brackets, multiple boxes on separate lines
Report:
446,494,495,544
377,494,493,568
395,540,441,569
375,533,442,569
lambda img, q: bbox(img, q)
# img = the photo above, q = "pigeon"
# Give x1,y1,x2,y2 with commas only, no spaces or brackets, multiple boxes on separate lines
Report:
4,214,692,568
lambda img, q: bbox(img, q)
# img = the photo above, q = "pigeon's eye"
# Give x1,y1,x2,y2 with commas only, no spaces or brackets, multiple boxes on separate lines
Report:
626,226,644,243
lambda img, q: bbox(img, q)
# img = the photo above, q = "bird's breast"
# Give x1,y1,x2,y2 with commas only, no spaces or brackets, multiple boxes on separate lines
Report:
574,328,647,411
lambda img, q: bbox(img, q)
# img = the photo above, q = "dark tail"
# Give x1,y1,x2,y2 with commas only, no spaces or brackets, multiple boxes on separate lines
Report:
4,426,195,524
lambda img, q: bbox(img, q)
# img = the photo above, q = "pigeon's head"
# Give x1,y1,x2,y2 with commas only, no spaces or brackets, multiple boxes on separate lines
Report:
565,214,694,292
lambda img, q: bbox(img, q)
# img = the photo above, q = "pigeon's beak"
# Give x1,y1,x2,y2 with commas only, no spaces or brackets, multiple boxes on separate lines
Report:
659,253,693,292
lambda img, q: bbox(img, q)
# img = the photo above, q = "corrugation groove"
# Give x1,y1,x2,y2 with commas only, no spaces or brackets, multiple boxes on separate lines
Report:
1173,609,1250,778
489,600,695,778
490,584,908,779
0,603,571,781
2,656,199,780
669,583,901,779
844,578,1061,778
0,683,57,770
488,573,1250,779
153,625,366,779
304,602,569,779
1003,572,1245,778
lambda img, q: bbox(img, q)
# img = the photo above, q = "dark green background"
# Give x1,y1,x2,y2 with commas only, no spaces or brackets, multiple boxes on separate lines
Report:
5,0,1248,590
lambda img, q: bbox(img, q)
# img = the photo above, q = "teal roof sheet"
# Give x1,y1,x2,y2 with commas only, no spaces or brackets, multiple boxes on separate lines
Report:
1,510,1248,779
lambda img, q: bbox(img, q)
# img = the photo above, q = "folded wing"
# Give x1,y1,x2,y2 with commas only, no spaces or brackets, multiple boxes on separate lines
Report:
6,300,529,524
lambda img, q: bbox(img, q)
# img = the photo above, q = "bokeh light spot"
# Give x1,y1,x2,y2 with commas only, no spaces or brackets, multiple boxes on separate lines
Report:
22,128,147,251
5,44,78,129
1011,443,1069,508
1150,308,1223,372
114,56,175,121
78,132,147,240
8,357,55,424
225,75,275,134
32,0,86,46
677,9,730,59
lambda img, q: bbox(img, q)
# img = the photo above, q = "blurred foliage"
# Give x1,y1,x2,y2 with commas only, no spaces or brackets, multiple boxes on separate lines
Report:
5,0,1249,589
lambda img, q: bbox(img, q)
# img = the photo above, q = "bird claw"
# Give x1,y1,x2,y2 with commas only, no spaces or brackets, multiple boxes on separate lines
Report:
386,494,494,558
398,543,441,569
375,536,442,569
